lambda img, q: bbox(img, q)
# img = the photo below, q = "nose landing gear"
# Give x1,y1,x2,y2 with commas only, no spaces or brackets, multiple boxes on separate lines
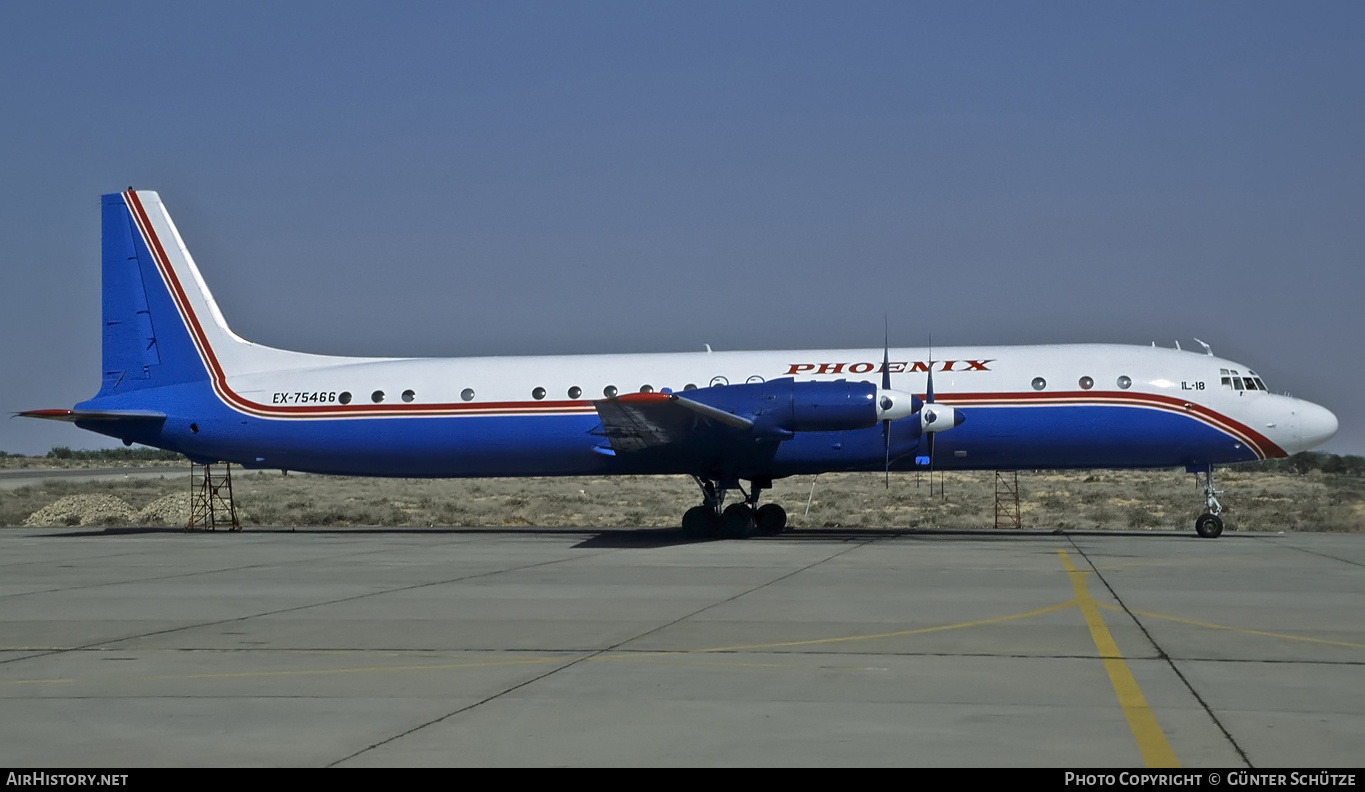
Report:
1192,465,1225,538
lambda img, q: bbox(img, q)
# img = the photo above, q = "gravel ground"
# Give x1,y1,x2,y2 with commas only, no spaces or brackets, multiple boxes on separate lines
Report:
4,464,1361,532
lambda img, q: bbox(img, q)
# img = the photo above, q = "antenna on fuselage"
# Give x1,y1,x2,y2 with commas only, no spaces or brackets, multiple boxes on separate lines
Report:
1193,338,1213,356
1175,340,1181,351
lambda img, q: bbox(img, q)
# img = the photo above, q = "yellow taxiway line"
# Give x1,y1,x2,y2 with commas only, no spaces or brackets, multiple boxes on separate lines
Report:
1060,550,1179,768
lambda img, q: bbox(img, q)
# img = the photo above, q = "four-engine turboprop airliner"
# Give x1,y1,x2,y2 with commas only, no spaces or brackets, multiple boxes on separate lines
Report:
20,190,1339,538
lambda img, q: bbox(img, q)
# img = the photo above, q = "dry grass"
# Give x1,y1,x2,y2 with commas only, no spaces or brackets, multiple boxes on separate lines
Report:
4,466,1363,532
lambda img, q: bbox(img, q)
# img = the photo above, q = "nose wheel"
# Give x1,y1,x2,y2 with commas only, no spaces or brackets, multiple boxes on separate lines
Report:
1195,513,1224,538
683,477,789,539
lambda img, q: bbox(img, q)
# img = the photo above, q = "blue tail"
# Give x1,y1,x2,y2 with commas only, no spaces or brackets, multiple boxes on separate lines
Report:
96,191,209,397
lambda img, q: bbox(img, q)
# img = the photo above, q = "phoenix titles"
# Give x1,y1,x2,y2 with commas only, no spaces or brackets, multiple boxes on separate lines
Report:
785,360,995,376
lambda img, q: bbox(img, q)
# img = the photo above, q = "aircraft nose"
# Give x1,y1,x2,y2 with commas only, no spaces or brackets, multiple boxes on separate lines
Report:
1297,401,1339,450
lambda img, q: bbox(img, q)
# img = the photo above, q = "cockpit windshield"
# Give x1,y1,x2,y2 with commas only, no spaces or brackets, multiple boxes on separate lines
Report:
1221,368,1267,392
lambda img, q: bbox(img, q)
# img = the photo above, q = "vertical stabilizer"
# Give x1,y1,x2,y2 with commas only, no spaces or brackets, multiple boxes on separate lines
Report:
98,191,211,395
97,190,260,397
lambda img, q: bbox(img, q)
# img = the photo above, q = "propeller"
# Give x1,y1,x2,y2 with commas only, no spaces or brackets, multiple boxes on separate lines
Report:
914,337,965,472
882,324,893,487
875,320,920,488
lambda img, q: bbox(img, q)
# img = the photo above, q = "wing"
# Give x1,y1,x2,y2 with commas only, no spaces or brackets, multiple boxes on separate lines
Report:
591,392,753,455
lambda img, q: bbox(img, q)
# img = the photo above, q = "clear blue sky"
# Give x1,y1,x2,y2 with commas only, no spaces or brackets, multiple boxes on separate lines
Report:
2,1,1361,455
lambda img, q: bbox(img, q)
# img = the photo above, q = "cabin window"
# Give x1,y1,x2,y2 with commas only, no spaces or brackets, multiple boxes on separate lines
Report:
746,375,764,384
568,386,582,399
402,390,415,403
1117,376,1132,389
1078,376,1093,390
532,387,546,400
339,392,352,405
710,376,728,387
1031,377,1046,391
603,385,618,398
461,388,475,402
371,390,385,403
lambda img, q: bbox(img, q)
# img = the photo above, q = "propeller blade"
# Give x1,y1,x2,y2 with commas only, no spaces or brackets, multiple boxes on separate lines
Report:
883,420,890,488
925,335,935,404
917,338,937,472
882,319,892,392
882,318,892,488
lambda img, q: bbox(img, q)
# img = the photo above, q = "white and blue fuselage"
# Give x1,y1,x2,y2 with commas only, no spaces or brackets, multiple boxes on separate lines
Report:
25,191,1339,529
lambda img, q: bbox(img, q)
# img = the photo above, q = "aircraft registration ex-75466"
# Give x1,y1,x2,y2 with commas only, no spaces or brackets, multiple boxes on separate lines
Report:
21,190,1339,538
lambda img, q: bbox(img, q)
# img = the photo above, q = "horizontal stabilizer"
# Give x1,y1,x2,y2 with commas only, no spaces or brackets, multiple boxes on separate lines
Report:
16,409,166,423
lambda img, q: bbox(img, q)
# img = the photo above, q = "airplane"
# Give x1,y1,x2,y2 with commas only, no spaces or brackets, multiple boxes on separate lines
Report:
20,190,1339,539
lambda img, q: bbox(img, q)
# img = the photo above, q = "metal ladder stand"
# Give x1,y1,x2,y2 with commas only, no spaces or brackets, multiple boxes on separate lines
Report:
188,462,241,531
993,470,1021,530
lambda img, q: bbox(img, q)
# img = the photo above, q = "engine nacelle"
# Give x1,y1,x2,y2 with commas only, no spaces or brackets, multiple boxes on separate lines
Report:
788,380,879,432
678,377,919,435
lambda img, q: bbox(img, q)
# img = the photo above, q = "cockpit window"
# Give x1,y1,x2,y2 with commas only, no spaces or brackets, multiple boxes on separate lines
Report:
1221,368,1268,392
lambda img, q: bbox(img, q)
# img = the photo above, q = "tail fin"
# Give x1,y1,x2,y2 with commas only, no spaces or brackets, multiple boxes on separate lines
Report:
97,190,249,397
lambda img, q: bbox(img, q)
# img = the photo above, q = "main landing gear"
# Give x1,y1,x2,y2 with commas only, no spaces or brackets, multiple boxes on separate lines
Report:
681,476,789,540
1192,465,1225,539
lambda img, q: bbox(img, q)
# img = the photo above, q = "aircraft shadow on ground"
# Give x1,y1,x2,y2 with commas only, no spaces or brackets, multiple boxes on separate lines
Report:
35,524,1216,547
